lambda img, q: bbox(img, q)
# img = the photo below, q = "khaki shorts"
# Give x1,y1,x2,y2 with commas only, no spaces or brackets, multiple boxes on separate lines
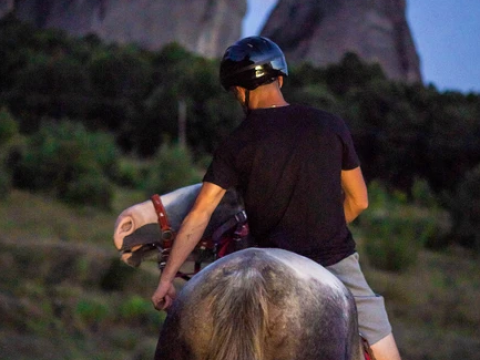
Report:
326,252,392,345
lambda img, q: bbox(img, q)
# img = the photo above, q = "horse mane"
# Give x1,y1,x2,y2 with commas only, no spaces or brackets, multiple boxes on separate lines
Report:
205,266,269,360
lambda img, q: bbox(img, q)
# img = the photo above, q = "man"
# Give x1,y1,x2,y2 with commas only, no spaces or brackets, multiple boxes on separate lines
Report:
152,36,401,360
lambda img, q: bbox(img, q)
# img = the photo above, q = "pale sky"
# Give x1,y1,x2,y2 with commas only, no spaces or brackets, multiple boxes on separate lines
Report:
242,0,480,94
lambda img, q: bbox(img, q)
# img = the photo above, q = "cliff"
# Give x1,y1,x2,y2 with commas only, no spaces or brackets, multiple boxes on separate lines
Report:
2,0,246,58
261,0,422,83
1,0,421,83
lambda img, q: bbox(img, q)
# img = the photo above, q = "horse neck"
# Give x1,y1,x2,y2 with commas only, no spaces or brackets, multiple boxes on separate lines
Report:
161,184,202,231
161,184,245,238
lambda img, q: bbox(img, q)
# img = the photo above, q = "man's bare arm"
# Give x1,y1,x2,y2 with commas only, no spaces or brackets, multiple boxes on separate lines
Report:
152,182,226,309
341,167,368,224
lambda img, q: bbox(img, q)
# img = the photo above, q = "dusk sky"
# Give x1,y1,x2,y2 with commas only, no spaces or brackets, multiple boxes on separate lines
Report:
242,0,480,94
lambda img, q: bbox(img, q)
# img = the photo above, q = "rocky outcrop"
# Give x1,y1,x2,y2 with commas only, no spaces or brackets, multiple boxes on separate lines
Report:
2,0,422,83
261,0,421,83
0,0,15,18
5,0,246,58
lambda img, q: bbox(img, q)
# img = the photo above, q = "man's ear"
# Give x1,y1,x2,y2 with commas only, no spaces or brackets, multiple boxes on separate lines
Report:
233,86,246,102
278,76,284,89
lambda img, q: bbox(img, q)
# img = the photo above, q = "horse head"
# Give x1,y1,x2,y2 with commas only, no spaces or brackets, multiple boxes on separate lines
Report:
113,184,245,267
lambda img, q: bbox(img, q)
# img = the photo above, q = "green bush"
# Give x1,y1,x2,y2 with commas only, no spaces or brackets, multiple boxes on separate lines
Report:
118,295,165,331
143,142,202,195
0,107,18,146
362,216,434,272
114,157,150,188
100,258,136,292
63,171,114,210
447,164,480,252
361,181,438,272
75,297,111,330
0,107,18,197
0,168,10,198
12,120,119,209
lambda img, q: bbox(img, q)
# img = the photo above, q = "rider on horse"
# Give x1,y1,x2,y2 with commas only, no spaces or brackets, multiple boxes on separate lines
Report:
151,36,402,360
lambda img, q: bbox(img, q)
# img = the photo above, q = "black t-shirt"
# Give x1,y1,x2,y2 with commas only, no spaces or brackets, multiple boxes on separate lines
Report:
203,104,360,266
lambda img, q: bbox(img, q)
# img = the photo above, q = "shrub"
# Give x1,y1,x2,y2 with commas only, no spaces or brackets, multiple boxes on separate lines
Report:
0,107,19,198
446,164,480,252
362,216,433,272
0,169,10,198
143,142,202,195
0,107,18,146
63,170,114,210
12,120,119,209
114,157,150,188
75,297,111,330
361,181,438,272
118,295,165,331
100,258,136,292
411,178,451,250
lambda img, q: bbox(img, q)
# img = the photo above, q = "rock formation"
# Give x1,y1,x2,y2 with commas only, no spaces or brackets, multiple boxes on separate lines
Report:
261,0,421,83
1,0,422,83
0,0,15,18
3,0,246,58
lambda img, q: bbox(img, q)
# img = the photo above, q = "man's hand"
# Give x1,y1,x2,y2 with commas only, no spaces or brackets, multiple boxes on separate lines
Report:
152,280,177,310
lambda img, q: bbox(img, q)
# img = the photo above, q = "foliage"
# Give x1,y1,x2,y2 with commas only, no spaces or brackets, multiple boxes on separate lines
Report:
1,17,480,251
446,164,480,252
0,107,18,146
360,180,440,272
143,142,202,195
100,258,137,291
119,295,166,331
11,120,118,209
0,164,10,198
0,107,19,197
75,297,111,330
324,52,386,96
2,188,480,360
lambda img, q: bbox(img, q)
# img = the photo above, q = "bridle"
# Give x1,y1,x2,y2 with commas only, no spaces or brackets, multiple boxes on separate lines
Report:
150,193,250,281
151,194,175,271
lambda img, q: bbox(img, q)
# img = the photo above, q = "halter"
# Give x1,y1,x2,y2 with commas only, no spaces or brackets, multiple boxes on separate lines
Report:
150,193,251,280
151,194,175,271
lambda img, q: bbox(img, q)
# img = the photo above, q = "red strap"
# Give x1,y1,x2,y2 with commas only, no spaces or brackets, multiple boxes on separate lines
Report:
151,194,175,273
151,194,171,232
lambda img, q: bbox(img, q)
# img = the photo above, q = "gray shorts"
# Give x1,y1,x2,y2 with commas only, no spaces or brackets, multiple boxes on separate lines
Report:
326,252,392,345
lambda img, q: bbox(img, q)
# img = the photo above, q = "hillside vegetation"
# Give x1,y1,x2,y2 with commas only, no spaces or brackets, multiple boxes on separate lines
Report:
1,190,479,360
1,15,480,360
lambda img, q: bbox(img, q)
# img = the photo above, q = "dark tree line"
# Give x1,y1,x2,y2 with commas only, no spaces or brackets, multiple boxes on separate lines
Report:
1,15,480,249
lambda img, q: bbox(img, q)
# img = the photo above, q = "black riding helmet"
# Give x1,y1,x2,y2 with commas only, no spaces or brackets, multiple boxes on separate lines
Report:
220,36,288,91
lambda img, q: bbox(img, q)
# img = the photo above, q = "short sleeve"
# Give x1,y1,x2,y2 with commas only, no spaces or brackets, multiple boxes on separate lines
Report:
203,145,239,189
337,118,360,170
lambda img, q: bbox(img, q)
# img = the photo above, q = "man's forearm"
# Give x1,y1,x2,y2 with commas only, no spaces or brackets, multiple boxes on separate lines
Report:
159,211,210,283
344,196,368,224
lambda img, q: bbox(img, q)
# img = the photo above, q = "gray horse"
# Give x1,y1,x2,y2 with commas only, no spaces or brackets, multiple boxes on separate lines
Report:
154,248,363,360
114,184,364,360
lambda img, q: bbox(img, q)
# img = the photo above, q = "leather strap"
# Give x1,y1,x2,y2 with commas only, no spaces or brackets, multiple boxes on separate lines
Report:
212,210,247,243
151,194,175,272
151,194,170,232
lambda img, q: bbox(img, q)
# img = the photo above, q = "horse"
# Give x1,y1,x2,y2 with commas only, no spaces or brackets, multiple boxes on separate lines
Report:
114,185,368,360
154,247,363,360
114,183,246,268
